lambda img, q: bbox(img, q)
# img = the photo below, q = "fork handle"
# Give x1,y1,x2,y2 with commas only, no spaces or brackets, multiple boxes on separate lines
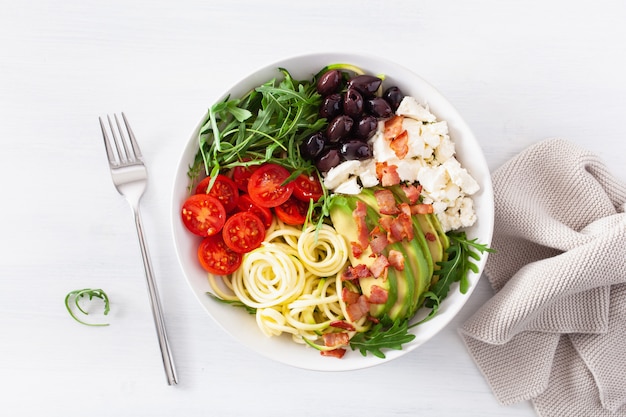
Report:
133,208,178,385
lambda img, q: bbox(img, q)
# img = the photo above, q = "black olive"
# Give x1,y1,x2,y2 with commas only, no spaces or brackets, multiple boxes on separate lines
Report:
366,97,393,119
326,115,354,143
355,115,378,140
300,132,326,159
319,93,342,119
315,148,342,172
383,86,404,111
316,69,342,96
340,140,372,160
343,88,364,118
347,75,382,98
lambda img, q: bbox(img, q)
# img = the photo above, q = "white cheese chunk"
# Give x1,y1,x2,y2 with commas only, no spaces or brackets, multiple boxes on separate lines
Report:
396,96,437,122
333,176,362,195
323,160,361,190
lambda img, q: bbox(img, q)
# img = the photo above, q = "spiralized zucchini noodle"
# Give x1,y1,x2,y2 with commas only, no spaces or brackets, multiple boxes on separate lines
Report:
207,219,370,344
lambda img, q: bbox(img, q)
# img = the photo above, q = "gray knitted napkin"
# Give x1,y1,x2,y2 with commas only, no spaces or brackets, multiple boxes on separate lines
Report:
459,138,626,416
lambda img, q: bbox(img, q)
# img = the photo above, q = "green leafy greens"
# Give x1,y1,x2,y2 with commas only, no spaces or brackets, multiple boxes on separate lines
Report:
65,288,111,327
189,68,326,189
349,315,416,358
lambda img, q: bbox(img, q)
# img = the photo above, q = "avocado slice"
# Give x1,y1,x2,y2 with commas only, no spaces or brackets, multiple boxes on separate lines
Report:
328,190,438,321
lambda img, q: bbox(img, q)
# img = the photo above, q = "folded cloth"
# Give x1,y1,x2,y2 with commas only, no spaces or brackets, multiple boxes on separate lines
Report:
459,138,626,417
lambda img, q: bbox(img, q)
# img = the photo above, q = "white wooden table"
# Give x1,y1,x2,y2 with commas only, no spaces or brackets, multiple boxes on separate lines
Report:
2,1,625,416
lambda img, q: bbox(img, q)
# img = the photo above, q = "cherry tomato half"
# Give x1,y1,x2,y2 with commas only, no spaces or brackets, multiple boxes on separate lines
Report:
181,194,226,237
237,194,273,228
195,175,240,213
197,234,242,275
274,196,309,226
222,212,266,254
232,163,260,193
248,163,294,208
292,173,323,202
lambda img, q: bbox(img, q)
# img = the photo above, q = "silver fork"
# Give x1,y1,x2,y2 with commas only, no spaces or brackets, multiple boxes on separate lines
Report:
99,113,178,385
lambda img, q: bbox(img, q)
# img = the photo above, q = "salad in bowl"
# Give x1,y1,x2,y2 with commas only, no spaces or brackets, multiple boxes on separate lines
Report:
172,53,493,371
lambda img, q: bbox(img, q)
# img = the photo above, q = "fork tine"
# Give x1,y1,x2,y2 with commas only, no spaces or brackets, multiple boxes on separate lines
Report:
122,112,143,160
99,116,117,165
111,114,131,163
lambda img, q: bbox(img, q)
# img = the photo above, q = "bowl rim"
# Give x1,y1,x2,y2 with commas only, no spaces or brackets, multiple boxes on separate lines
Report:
170,52,494,371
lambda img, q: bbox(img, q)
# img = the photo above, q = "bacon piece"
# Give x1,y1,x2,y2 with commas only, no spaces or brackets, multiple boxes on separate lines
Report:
398,202,411,216
323,332,350,348
343,264,372,281
350,241,363,259
370,254,390,278
374,189,399,215
320,348,346,358
388,213,414,243
410,203,434,214
369,227,389,255
376,162,401,187
384,115,405,140
389,130,409,159
425,232,437,242
330,320,356,331
387,249,405,271
367,285,389,304
345,295,370,322
401,184,422,204
342,287,360,304
378,216,393,233
353,200,370,253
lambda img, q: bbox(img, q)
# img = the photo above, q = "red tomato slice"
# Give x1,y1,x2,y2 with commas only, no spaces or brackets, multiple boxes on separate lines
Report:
247,163,294,208
197,234,242,275
292,173,323,202
274,196,309,226
232,164,260,193
222,212,266,254
237,194,273,228
181,194,226,237
195,175,240,213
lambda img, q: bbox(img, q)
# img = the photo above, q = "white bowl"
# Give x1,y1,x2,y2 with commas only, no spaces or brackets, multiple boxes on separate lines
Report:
171,52,494,371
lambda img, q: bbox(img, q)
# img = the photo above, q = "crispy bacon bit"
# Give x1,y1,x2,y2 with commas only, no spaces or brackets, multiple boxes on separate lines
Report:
374,189,399,215
425,232,437,242
369,227,389,255
388,213,414,243
320,348,346,358
343,264,372,281
384,115,405,140
401,184,422,204
350,241,363,259
389,130,409,159
353,200,370,252
346,295,370,322
378,216,393,232
388,249,405,271
398,202,411,216
370,254,390,278
376,162,401,187
342,287,360,304
323,332,350,348
410,203,434,214
330,320,356,331
367,285,389,304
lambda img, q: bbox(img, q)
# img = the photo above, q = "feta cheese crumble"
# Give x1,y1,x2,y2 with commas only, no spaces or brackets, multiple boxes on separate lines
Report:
322,96,480,232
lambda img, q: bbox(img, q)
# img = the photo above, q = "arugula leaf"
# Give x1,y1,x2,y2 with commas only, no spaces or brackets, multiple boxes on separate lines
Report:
349,316,416,359
65,288,110,327
425,231,494,308
206,292,256,315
